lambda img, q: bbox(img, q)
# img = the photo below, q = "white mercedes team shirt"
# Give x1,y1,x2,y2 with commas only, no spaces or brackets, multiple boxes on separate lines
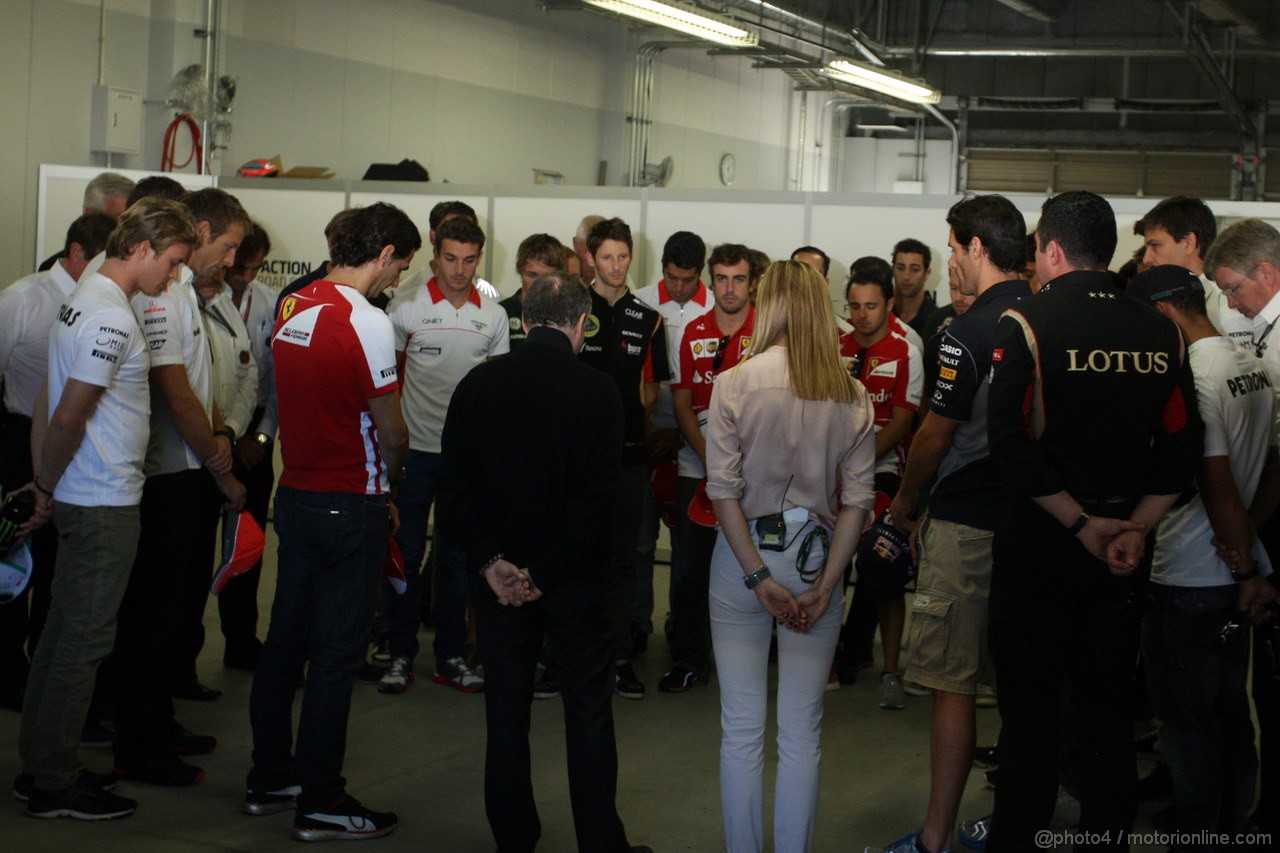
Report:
47,273,151,506
389,278,509,453
131,265,215,476
1153,335,1275,586
0,262,78,417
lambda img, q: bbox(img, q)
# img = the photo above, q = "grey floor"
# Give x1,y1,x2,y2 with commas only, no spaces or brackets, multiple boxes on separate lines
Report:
0,530,1177,851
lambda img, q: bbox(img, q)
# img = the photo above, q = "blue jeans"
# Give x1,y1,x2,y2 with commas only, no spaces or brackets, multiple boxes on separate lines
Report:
1143,583,1256,846
392,449,468,667
249,486,387,812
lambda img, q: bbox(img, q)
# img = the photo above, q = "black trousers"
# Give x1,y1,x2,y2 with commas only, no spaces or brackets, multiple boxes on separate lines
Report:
173,471,224,686
218,438,274,657
1253,518,1280,832
473,573,631,853
987,500,1143,852
0,413,55,695
113,470,206,763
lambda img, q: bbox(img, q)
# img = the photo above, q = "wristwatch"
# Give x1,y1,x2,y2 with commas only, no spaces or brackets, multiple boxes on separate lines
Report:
743,566,771,590
1067,512,1091,536
254,432,271,446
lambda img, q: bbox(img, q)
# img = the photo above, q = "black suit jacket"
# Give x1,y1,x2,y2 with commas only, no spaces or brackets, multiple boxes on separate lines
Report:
437,326,623,593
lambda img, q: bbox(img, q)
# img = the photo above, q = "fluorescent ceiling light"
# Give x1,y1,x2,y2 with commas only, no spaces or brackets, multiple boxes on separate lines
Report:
583,0,759,47
819,59,941,105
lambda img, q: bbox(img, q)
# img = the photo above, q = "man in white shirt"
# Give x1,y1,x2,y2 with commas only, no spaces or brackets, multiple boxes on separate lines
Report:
384,216,509,695
0,212,115,712
220,223,278,670
19,198,197,819
111,189,248,787
632,231,713,658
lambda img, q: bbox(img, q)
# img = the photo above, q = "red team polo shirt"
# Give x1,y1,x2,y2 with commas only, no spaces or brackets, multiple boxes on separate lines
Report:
674,308,755,477
273,281,400,495
839,327,922,475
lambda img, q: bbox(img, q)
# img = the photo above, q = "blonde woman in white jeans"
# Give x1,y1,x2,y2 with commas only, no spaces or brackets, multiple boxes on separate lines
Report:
704,260,877,852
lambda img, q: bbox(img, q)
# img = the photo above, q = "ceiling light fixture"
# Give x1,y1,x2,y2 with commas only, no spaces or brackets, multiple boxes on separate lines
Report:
819,59,941,105
582,0,759,47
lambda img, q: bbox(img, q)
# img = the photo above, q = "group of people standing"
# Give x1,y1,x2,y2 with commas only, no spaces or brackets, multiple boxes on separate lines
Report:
1,173,1278,853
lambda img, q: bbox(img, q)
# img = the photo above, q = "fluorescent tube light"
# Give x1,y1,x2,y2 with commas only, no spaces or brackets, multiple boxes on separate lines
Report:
583,0,759,47
819,59,941,105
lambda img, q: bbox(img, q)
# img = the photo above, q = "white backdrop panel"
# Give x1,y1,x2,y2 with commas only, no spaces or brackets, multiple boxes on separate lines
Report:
349,190,490,283
228,185,347,291
643,198,806,290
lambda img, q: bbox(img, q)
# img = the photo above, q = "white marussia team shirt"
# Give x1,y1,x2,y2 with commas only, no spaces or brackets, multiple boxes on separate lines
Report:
131,265,215,476
47,273,151,506
0,262,78,417
1153,335,1275,587
389,278,509,453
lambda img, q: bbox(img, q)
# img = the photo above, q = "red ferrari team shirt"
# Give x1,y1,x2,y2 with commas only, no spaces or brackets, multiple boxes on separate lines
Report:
840,328,923,474
673,308,755,478
273,281,400,495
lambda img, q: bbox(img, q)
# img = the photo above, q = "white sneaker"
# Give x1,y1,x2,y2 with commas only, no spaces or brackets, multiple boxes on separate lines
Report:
879,673,907,710
377,656,413,694
432,656,484,693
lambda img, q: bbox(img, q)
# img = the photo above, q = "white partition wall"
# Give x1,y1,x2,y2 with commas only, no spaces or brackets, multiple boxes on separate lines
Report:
224,182,348,290
348,186,491,284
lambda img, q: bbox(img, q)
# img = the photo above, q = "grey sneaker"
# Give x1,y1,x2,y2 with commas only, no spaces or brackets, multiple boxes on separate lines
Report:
432,656,483,693
879,672,907,710
377,656,413,694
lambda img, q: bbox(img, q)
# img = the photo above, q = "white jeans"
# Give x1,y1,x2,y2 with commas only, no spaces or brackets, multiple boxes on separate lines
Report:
710,512,843,853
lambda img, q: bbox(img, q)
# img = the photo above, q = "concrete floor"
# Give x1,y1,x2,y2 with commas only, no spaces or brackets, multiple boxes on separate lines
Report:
0,531,1177,851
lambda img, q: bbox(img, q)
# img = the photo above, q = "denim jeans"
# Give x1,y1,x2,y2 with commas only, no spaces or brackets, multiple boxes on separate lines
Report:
710,511,843,853
249,486,387,812
392,449,468,667
1142,583,1255,846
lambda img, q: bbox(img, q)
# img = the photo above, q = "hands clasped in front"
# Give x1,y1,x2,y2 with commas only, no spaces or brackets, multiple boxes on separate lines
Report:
483,558,543,607
1076,516,1147,576
755,578,830,633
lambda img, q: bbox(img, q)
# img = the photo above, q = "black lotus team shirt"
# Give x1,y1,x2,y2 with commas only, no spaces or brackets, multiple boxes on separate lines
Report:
499,293,527,351
988,270,1202,502
579,287,670,465
927,279,1032,530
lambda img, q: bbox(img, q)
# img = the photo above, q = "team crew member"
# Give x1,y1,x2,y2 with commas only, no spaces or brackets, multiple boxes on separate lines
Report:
438,272,652,853
0,212,114,711
1128,265,1278,839
663,242,755,693
247,202,416,841
985,191,1203,850
112,189,249,787
1203,217,1280,833
578,217,670,699
385,216,509,695
850,256,926,356
836,267,922,708
391,200,499,306
870,195,1030,853
634,231,714,654
1135,195,1253,352
220,223,278,669
36,173,134,271
499,233,567,352
19,198,197,819
891,239,936,341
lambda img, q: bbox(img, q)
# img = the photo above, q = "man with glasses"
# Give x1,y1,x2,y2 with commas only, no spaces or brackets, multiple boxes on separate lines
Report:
1204,217,1280,835
662,243,756,693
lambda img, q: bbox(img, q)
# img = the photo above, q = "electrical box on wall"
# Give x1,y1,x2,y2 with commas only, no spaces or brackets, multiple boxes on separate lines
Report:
90,86,142,154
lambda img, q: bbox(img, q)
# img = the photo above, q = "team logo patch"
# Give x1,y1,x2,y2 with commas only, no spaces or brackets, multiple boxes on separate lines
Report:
939,367,957,380
869,360,898,378
509,317,521,331
584,314,600,338
281,297,298,321
992,348,1004,363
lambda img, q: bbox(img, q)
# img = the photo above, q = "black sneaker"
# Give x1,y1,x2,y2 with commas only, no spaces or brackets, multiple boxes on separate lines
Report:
13,769,116,802
532,668,560,700
614,662,645,700
293,795,397,841
78,718,114,749
114,754,204,787
27,777,136,820
973,745,998,769
243,782,301,816
163,723,217,756
658,666,702,693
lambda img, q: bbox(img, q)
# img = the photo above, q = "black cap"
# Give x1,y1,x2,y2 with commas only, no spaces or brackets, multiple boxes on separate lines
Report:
1127,264,1203,304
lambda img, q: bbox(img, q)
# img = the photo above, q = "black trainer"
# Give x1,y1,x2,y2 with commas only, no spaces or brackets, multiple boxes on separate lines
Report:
293,795,397,841
163,723,217,756
532,668,560,701
243,782,301,816
658,665,702,693
27,777,136,820
614,661,645,700
14,769,116,802
972,745,998,769
114,754,204,787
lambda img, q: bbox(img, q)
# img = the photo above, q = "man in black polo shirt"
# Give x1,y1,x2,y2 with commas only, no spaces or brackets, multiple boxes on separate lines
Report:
876,195,1031,853
499,234,567,352
578,217,669,700
986,191,1203,850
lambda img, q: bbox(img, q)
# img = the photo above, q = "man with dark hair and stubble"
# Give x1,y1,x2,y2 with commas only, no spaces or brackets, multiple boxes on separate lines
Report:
246,202,418,841
1135,195,1253,352
438,271,651,853
579,217,669,700
892,238,936,340
870,194,1031,853
983,191,1203,850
